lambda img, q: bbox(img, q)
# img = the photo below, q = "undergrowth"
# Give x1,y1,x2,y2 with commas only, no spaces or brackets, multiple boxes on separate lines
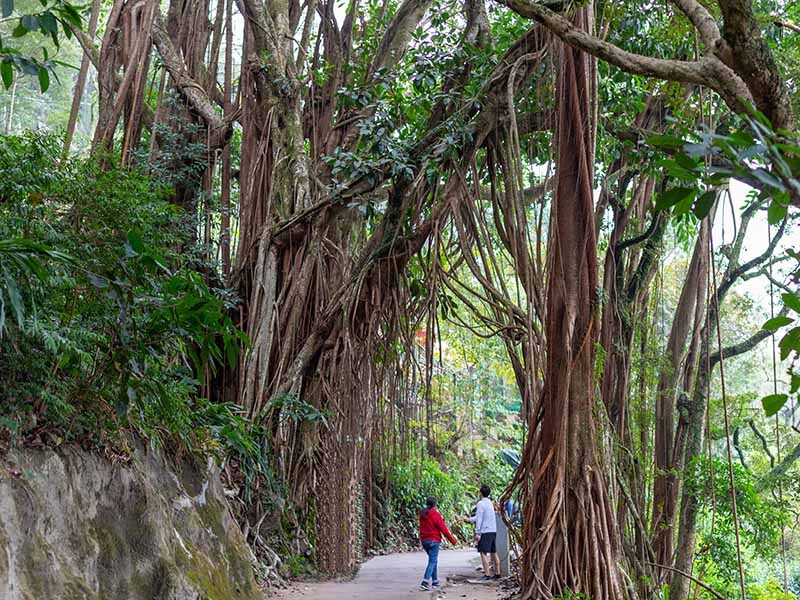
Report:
0,132,262,478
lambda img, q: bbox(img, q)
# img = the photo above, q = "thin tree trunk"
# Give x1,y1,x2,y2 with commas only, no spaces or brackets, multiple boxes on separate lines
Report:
671,304,713,600
220,0,233,277
63,0,102,157
671,208,787,598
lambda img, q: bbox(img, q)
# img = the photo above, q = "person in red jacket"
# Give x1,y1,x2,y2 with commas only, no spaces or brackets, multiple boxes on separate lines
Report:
418,496,458,591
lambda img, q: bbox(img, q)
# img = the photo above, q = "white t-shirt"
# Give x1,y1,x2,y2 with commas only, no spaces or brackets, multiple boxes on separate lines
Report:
469,497,497,534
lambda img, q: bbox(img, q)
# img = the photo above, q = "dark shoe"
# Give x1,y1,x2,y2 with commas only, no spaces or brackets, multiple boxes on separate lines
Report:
492,574,501,580
478,575,494,582
419,581,432,591
432,581,442,589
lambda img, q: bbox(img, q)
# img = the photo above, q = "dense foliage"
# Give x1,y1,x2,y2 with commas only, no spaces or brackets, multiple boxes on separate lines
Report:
0,133,254,466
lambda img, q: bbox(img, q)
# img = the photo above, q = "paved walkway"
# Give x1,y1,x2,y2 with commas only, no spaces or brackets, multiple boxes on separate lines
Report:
275,549,501,600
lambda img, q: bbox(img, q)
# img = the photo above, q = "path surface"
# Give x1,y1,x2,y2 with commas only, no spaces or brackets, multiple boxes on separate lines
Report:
275,549,502,600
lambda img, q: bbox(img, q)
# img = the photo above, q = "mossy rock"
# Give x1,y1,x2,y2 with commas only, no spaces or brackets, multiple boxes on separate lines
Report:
0,443,261,600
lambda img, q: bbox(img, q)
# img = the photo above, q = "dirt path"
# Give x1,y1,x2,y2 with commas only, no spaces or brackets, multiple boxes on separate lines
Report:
275,549,502,600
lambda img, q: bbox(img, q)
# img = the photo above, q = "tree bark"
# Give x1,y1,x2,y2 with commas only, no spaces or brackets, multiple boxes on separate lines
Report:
651,217,710,573
517,6,623,599
220,0,233,277
63,0,102,157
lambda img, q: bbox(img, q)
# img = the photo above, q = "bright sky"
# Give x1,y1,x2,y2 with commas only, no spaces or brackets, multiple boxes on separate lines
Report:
721,180,798,311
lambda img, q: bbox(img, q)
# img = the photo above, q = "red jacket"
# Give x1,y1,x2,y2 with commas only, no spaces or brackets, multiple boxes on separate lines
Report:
419,507,458,544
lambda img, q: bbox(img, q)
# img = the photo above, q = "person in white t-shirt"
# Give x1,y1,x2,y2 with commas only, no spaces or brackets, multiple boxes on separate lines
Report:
465,484,501,581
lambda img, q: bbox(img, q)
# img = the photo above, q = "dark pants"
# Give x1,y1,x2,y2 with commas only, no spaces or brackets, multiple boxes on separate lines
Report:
421,540,440,583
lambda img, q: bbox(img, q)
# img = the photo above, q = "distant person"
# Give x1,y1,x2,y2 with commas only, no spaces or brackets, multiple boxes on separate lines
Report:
504,497,521,525
465,484,501,581
418,496,458,591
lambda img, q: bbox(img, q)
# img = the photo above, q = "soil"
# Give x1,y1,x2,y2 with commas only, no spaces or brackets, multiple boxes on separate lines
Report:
275,549,503,600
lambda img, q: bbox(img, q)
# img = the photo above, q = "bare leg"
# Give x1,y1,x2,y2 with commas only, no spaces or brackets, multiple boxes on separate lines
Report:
492,552,501,576
480,552,491,576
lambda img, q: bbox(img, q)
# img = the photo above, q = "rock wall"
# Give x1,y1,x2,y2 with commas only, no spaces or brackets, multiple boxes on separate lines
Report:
0,443,261,600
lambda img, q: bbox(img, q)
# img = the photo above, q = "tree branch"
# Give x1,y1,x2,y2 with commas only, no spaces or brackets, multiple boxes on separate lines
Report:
774,17,800,34
370,0,434,74
710,305,789,366
747,419,775,468
69,26,101,67
668,0,727,58
495,0,753,113
760,438,800,491
717,0,794,129
718,216,787,300
152,11,232,147
618,210,663,252
644,563,727,600
733,427,748,470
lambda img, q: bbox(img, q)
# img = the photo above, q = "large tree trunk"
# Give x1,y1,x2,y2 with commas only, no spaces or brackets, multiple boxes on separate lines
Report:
517,6,623,599
228,0,542,573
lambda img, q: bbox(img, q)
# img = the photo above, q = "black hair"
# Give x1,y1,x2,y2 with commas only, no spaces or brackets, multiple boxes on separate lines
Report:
421,496,437,518
480,484,491,498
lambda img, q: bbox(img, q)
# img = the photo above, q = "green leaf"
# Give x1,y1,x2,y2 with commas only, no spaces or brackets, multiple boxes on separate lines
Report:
126,231,145,254
647,134,684,149
87,272,108,289
39,10,57,33
58,3,81,28
226,338,237,369
775,142,800,155
767,200,787,225
37,66,49,92
783,293,800,314
0,60,12,89
2,268,24,328
751,168,782,189
675,153,699,171
673,193,695,217
12,21,26,37
778,327,800,361
661,159,698,181
655,187,695,211
692,190,716,219
763,315,793,331
21,14,38,30
19,58,38,76
1,0,13,18
762,393,788,417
